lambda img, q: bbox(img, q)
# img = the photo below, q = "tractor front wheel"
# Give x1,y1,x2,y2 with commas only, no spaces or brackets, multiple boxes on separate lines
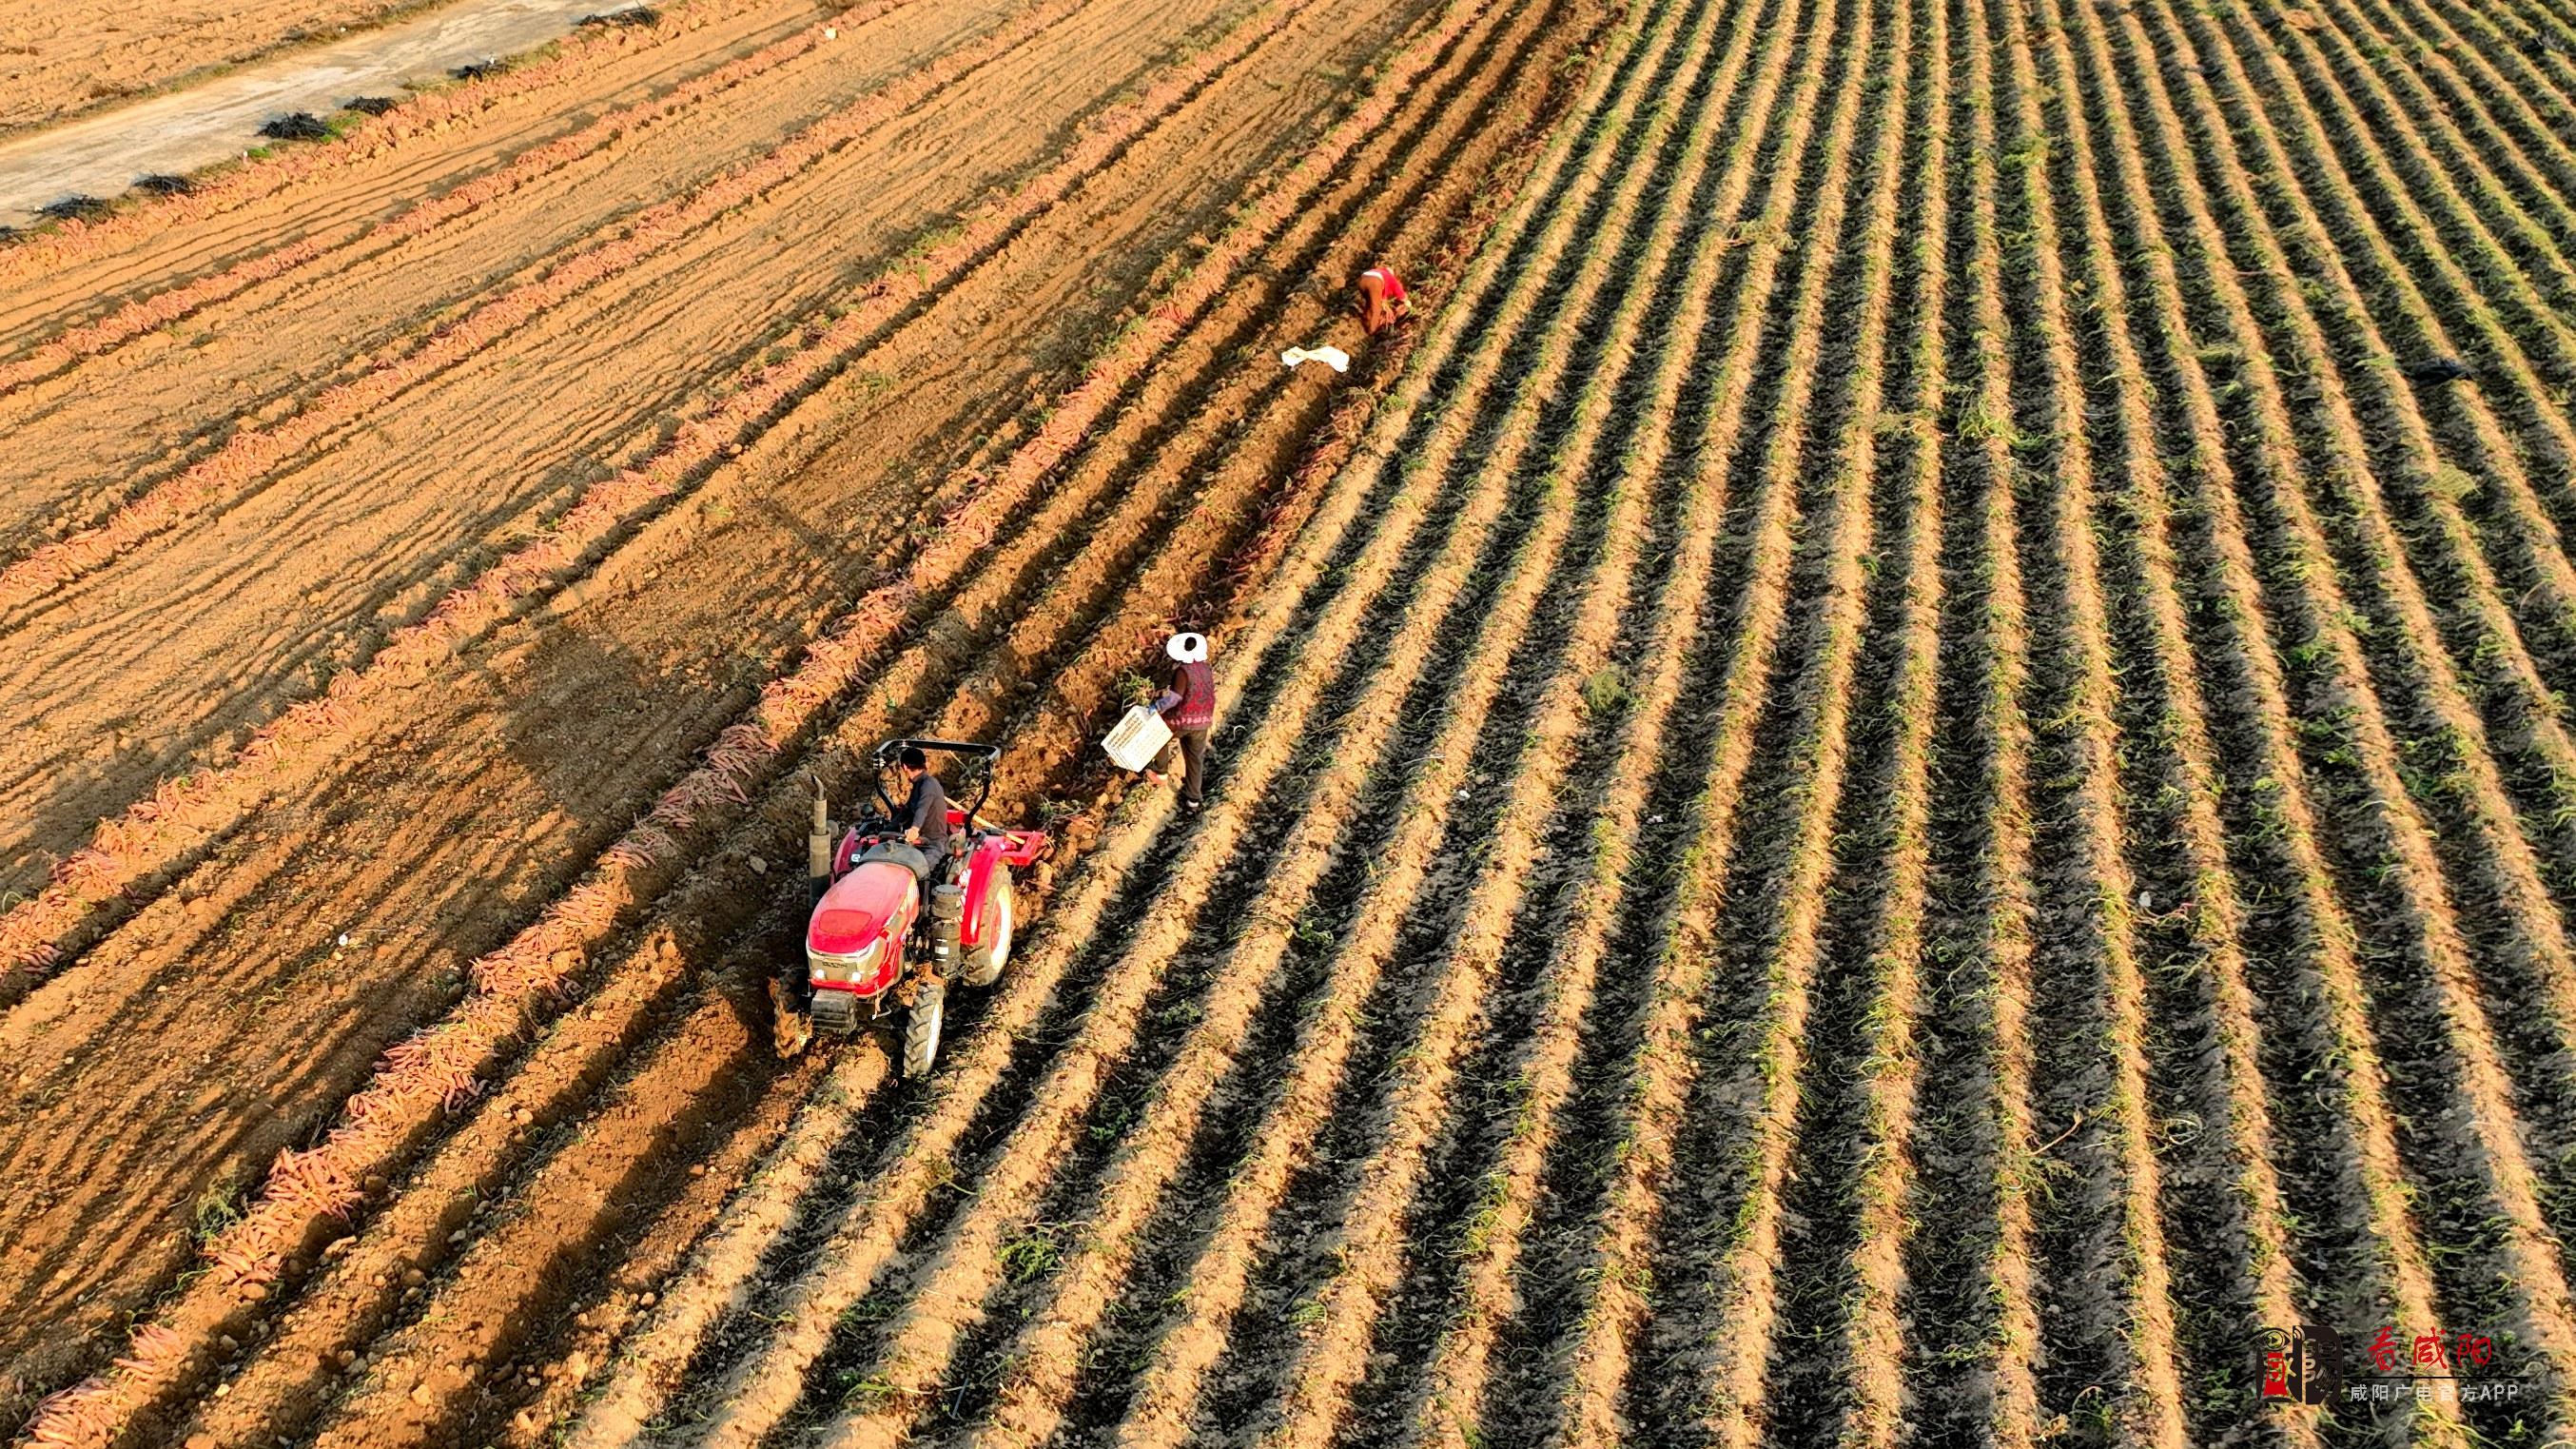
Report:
904,980,946,1079
962,873,1014,987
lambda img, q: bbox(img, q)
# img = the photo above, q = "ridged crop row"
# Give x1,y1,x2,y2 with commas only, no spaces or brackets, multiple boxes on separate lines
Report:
1537,0,1878,1433
2094,9,2477,1434
1384,0,1811,1431
2144,0,2576,1422
1056,0,1759,1439
1890,0,2040,1431
1679,0,1942,1433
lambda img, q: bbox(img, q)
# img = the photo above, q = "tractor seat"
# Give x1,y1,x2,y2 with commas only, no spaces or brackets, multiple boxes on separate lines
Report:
856,839,939,887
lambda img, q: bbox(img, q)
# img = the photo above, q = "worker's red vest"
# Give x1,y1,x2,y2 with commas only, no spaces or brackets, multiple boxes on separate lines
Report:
1169,660,1216,730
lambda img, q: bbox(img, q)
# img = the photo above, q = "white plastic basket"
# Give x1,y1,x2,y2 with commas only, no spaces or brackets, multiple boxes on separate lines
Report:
1103,704,1173,772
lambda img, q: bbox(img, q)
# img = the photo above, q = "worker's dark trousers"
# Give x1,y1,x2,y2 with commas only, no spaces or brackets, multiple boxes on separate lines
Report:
1173,728,1210,806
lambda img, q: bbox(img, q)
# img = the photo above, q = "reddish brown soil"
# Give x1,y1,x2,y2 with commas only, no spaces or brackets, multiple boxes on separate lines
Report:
17,0,2576,1438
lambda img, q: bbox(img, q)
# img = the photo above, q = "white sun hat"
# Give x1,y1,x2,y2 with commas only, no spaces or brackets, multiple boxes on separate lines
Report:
1166,632,1209,663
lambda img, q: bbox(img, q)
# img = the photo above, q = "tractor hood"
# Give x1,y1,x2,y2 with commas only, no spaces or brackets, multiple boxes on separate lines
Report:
809,861,917,954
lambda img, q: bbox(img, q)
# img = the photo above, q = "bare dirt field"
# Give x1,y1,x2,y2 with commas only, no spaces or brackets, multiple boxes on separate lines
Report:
0,0,474,133
11,0,2576,1439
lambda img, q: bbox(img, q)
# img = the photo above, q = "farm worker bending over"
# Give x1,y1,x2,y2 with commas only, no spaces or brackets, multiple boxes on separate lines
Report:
1356,264,1411,336
1148,631,1217,815
896,745,953,877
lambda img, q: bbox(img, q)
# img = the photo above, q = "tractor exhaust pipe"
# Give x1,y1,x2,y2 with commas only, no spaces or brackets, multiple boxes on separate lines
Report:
808,775,831,909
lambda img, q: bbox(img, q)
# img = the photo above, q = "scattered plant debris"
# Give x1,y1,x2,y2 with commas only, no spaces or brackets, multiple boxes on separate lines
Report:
343,95,400,115
259,112,331,141
578,6,660,26
36,194,111,221
133,174,195,197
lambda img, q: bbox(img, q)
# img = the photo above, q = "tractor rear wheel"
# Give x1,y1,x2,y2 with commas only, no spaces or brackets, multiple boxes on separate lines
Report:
904,980,946,1079
962,873,1014,987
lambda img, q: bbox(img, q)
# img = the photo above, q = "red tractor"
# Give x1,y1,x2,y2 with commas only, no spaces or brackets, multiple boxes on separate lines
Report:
788,738,1048,1076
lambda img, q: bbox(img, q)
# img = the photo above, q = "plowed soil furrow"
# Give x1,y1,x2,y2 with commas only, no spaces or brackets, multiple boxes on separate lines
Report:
1359,0,1810,1435
2425,0,2576,151
0,0,1257,898
2103,0,2488,1419
0,0,844,391
1234,0,1814,1433
1888,0,2040,1434
0,0,1047,559
2217,0,2576,513
0,0,1480,1402
1990,0,2206,1424
1448,1,1851,1442
1615,0,1910,1436
2164,0,2576,874
1459,0,1870,1434
2104,0,2554,1432
0,0,823,331
2329,0,2576,255
1059,23,1723,1439
1108,2,1784,1438
1107,344,1605,1449
2280,0,2576,343
1733,0,1942,1433
198,931,836,1449
2029,0,2331,1436
939,6,1739,1439
2255,0,2576,697
0,0,1304,991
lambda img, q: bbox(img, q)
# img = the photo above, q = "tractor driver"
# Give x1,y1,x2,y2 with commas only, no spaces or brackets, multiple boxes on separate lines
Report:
895,745,954,881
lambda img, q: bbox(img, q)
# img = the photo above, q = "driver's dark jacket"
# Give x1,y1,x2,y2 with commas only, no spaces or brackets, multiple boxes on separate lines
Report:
900,772,953,855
